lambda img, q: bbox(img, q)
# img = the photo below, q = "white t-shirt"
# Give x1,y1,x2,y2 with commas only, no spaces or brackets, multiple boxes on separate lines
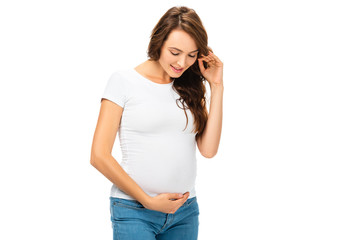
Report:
101,68,197,200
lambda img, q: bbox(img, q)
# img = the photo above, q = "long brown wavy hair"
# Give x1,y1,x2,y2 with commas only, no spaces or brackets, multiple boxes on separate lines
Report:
147,6,211,141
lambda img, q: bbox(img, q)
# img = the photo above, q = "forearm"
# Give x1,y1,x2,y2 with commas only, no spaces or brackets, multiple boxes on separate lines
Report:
198,83,224,157
91,154,151,206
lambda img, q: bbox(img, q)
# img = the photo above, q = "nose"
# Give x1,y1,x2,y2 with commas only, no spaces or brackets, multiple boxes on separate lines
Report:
177,56,186,68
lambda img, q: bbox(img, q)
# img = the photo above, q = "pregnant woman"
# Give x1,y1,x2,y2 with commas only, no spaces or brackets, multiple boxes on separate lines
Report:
90,6,223,240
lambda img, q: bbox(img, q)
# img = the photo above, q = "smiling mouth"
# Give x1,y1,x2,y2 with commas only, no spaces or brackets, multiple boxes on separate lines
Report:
171,65,184,72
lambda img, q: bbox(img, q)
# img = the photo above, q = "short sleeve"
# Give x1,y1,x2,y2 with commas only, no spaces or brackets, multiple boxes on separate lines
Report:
101,71,128,108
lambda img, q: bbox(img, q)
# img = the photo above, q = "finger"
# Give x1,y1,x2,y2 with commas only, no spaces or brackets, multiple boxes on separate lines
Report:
208,53,216,61
172,192,188,201
210,53,222,64
206,53,216,61
178,195,189,206
198,56,207,62
183,195,189,204
182,192,190,197
204,54,212,60
200,57,213,67
185,192,190,199
198,58,206,72
169,193,184,200
206,55,219,66
200,53,211,60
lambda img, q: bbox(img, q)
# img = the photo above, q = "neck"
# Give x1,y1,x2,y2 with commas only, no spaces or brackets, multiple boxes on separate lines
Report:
145,60,171,82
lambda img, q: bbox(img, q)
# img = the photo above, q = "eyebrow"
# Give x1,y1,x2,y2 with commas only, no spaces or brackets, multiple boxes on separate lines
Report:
169,47,199,53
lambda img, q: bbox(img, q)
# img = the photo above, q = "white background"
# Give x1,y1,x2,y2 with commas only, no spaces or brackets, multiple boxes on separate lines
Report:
1,0,359,239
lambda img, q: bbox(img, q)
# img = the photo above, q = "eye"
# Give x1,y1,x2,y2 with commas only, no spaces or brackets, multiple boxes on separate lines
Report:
189,55,196,58
170,52,179,56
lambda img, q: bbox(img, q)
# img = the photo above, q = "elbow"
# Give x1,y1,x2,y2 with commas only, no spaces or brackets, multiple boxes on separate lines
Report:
198,144,219,159
198,141,219,159
91,150,112,168
90,152,103,168
90,154,97,168
201,149,218,159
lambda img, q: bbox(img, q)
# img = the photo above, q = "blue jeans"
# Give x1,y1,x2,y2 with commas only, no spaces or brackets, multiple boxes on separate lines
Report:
109,196,200,240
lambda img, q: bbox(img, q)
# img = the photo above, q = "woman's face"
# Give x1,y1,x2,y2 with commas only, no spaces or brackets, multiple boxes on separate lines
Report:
158,29,199,78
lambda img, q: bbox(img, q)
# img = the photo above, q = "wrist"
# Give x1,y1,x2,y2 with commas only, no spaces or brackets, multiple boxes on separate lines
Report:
139,194,152,208
210,82,224,92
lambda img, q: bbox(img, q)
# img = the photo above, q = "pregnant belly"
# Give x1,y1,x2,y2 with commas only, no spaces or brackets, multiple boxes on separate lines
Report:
127,155,197,195
120,133,197,195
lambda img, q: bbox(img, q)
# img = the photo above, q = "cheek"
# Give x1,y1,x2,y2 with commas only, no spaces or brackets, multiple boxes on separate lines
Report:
187,57,197,66
160,52,175,63
168,56,179,64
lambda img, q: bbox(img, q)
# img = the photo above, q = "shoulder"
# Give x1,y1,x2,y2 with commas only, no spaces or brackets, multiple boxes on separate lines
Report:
106,69,137,88
102,69,135,107
109,69,131,82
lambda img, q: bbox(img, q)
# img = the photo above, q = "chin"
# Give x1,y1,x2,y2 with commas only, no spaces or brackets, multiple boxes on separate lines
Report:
170,73,185,79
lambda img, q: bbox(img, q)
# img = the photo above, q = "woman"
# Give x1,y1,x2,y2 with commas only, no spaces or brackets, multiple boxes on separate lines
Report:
90,6,223,240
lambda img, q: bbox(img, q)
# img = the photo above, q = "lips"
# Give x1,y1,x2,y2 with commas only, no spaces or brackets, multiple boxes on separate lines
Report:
171,65,184,73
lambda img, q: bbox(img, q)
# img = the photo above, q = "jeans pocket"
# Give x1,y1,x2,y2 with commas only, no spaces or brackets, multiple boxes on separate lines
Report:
185,197,197,207
111,197,146,211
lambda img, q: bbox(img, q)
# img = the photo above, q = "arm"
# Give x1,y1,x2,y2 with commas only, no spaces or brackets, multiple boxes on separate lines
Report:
90,99,151,206
196,50,224,158
197,83,224,158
